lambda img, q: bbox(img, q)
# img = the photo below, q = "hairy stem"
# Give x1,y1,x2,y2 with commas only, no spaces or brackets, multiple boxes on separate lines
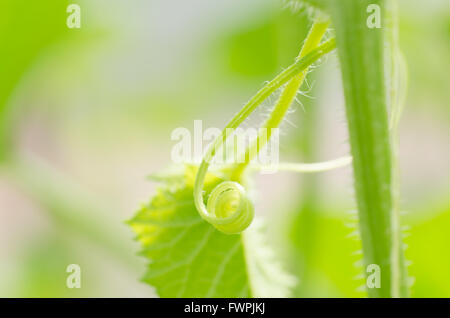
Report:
232,20,330,179
328,0,407,297
193,38,336,230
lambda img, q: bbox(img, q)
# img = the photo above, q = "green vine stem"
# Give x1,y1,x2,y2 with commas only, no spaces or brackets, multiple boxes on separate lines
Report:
231,19,330,179
387,0,409,297
193,36,337,234
328,0,407,297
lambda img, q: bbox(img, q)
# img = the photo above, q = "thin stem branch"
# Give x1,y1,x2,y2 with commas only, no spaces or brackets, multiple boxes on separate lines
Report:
250,155,352,173
231,20,330,179
193,38,336,229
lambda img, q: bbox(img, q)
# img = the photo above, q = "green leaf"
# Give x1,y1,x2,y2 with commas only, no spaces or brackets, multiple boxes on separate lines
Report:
129,165,294,297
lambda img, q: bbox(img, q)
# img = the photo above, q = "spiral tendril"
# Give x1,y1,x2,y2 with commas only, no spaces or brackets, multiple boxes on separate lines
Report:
206,181,254,234
193,29,336,235
194,151,255,235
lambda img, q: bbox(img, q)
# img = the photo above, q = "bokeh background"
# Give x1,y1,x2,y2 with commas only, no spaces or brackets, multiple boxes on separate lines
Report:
0,0,449,297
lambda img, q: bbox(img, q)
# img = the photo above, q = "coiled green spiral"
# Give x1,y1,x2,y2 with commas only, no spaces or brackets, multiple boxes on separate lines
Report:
193,36,336,235
205,181,254,234
193,151,255,234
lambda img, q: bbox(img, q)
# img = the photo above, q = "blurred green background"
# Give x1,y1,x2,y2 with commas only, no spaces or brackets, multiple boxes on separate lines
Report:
0,0,449,297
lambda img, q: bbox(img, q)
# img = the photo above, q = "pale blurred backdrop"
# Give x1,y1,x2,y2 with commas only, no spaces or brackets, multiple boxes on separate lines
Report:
0,0,449,297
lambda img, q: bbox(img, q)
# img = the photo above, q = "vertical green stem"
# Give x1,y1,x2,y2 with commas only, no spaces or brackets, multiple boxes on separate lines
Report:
328,0,406,297
387,0,409,297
